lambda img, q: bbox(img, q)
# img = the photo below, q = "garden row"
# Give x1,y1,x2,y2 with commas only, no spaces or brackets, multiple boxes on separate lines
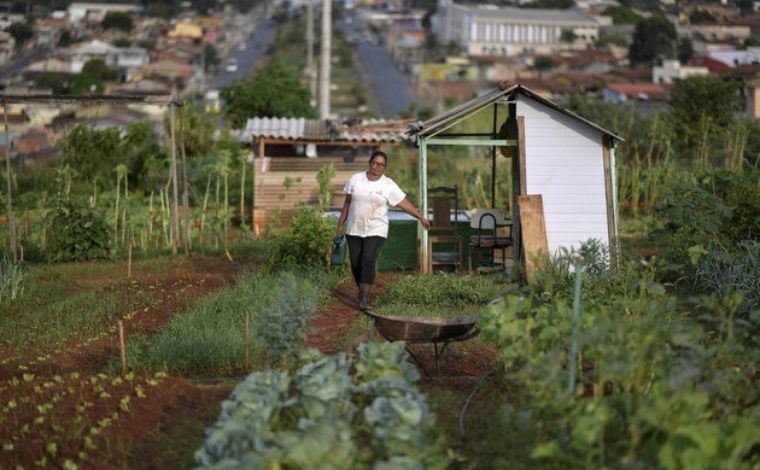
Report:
473,169,759,468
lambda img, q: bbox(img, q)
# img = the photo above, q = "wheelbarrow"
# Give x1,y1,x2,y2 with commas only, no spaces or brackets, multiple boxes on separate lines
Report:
362,310,480,376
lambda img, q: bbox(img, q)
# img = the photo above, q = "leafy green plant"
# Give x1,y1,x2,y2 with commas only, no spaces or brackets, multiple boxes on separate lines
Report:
195,343,449,469
0,257,25,303
266,206,334,270
47,198,111,262
374,273,506,318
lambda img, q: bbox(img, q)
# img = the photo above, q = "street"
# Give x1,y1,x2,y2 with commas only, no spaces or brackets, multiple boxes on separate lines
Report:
209,18,278,90
339,13,413,118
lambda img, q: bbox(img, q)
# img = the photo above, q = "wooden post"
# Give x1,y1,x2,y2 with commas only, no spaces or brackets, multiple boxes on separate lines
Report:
2,99,17,263
518,195,549,285
127,242,132,278
179,102,190,255
243,312,250,371
118,320,127,374
169,98,180,255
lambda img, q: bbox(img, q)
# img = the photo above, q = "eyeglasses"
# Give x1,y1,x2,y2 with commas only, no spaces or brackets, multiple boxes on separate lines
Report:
370,161,386,167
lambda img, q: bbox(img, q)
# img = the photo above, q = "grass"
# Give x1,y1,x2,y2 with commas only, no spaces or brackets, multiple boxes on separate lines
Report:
127,269,342,376
374,273,511,318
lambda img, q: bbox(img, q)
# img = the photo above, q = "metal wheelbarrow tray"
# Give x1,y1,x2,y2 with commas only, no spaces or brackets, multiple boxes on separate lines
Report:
363,310,479,375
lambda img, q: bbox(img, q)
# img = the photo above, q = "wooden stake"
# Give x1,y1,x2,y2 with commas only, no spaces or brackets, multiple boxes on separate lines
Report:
127,242,132,278
118,320,127,374
244,312,250,371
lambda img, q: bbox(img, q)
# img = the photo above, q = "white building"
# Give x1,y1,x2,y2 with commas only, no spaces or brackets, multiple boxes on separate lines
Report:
432,0,601,57
707,48,760,68
67,2,142,24
653,60,709,84
65,40,150,76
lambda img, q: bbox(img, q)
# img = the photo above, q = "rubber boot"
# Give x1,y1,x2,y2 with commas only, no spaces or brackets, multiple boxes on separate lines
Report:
358,283,371,310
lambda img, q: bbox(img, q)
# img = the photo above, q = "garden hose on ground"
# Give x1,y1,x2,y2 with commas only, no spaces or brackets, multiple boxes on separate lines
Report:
458,369,494,436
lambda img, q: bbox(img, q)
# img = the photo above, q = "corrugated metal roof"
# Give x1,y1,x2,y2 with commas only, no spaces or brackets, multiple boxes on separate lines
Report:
238,117,410,143
469,6,598,25
407,83,624,142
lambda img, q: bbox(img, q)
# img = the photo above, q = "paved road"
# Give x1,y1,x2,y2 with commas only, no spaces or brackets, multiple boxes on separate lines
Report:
209,18,278,90
0,45,51,82
339,13,413,118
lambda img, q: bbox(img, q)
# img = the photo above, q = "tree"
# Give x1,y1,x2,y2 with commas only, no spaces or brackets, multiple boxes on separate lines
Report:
62,126,122,181
70,59,115,94
603,6,642,25
628,15,677,66
220,63,317,129
669,75,739,151
58,30,73,47
677,37,694,64
6,22,32,47
533,56,557,72
102,12,133,32
32,72,71,94
688,10,716,25
596,32,629,48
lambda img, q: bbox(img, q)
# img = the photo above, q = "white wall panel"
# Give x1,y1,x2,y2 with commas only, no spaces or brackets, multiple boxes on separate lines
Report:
517,96,609,256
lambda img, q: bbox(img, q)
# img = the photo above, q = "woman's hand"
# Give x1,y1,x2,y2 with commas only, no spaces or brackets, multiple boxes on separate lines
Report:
419,217,430,230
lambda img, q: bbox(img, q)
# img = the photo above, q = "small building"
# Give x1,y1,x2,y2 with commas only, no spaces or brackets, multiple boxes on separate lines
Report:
408,83,624,276
652,59,709,84
432,0,601,57
67,2,142,24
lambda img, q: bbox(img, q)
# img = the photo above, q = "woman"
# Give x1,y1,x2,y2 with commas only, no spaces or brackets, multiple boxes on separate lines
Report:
335,150,429,309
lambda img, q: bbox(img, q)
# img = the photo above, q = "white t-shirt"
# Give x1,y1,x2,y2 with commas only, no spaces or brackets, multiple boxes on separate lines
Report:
343,171,406,238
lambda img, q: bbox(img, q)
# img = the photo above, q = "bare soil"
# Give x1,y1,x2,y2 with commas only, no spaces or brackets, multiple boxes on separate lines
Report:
0,256,254,469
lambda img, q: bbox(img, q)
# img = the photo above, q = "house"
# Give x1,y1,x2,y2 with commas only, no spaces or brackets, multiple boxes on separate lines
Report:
65,40,150,74
602,82,669,104
387,19,426,72
408,83,624,274
707,47,760,68
67,2,142,24
168,21,204,41
652,60,709,84
686,24,751,43
432,0,601,57
689,55,732,73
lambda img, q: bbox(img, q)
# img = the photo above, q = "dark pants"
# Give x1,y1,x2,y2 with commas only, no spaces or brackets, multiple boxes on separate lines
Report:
346,235,385,286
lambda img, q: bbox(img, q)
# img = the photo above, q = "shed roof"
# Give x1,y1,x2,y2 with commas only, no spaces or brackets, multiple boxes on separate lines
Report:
238,117,410,144
407,83,624,142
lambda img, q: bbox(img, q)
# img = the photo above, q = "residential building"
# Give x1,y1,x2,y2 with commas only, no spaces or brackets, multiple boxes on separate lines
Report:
0,13,25,30
168,21,204,41
602,82,668,104
64,40,150,75
707,47,760,67
0,30,14,65
67,2,142,24
685,24,751,42
652,60,709,84
432,0,601,57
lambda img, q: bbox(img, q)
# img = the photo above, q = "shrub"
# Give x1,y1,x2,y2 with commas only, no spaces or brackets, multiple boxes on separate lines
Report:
691,241,760,318
0,257,24,303
267,206,334,270
47,198,111,262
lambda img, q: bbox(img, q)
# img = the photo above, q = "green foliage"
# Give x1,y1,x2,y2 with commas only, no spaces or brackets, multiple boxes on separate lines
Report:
375,273,506,317
195,343,449,469
533,56,557,71
101,11,133,32
669,75,740,151
220,62,317,129
128,270,327,374
316,163,337,211
678,36,694,63
692,242,759,318
479,255,759,468
70,59,116,94
596,32,629,48
267,206,334,270
629,15,677,66
62,125,121,180
0,257,25,303
5,22,32,46
31,72,71,95
47,198,111,262
603,5,642,24
689,9,717,24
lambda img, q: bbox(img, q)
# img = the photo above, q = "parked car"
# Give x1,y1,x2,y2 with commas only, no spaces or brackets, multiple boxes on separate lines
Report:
225,58,238,73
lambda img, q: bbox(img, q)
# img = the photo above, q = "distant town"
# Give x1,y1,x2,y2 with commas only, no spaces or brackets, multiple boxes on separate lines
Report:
0,0,758,162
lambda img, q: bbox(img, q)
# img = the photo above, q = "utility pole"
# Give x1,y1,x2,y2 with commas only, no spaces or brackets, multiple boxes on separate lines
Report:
306,1,317,107
319,0,332,119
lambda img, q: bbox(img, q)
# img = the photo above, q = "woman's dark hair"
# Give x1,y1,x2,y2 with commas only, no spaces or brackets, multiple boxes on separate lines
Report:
369,150,388,164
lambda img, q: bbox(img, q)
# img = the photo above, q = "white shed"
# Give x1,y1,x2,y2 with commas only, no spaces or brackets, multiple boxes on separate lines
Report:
408,83,624,278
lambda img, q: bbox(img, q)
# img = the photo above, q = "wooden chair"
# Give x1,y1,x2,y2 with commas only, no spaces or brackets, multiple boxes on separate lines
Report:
426,186,463,273
468,208,513,271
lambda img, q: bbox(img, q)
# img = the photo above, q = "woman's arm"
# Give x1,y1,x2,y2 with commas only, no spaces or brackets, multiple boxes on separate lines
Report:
397,198,430,230
336,195,351,236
